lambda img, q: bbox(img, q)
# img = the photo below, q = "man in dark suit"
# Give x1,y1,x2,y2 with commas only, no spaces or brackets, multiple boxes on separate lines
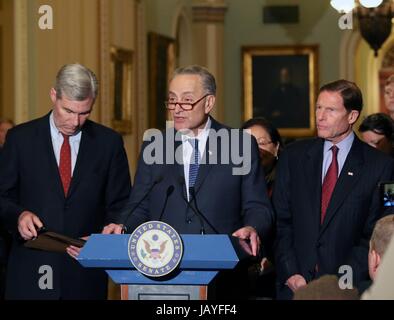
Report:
119,65,273,298
0,64,131,299
0,119,14,299
274,79,394,299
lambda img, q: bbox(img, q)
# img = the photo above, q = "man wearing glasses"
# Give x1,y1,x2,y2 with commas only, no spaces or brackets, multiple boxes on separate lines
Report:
119,65,273,298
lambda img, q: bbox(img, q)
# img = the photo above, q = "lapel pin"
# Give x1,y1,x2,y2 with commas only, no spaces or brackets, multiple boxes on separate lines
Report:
348,172,353,176
208,150,213,156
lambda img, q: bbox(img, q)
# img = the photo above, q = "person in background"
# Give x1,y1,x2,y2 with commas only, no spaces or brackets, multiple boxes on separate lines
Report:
0,119,14,150
242,117,283,197
242,117,283,299
362,230,394,299
358,214,394,294
0,118,14,299
384,75,394,121
359,113,394,156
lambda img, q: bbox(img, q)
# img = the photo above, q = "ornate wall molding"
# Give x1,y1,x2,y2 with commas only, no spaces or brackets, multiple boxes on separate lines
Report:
192,3,227,23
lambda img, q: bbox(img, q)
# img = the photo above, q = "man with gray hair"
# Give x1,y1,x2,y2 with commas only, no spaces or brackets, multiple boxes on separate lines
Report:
120,65,273,298
0,63,131,299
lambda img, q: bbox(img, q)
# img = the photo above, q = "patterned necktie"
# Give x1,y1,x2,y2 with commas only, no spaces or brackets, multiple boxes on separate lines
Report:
188,139,200,189
59,133,72,196
321,145,339,224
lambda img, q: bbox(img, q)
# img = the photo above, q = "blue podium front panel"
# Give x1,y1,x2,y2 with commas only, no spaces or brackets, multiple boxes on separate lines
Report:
107,270,218,285
78,234,239,270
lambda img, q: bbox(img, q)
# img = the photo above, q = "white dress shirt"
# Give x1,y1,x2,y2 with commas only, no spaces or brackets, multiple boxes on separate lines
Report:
322,131,354,183
182,117,211,200
49,112,82,175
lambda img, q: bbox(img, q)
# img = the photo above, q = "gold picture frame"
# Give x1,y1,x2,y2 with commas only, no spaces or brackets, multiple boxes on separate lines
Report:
148,32,175,130
110,46,133,135
242,45,319,137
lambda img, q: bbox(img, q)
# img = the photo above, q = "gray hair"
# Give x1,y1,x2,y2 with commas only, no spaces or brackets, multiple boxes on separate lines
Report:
171,65,216,96
54,64,98,101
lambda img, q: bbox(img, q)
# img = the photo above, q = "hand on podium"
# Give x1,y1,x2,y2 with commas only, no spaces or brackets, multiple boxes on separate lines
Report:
67,222,124,259
66,236,89,259
101,223,124,234
232,226,260,256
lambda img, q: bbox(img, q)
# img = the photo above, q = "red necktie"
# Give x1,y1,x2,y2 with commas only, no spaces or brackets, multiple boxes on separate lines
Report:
59,133,71,196
321,145,338,224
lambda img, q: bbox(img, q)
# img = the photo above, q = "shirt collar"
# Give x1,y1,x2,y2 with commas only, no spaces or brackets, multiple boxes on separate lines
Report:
181,117,211,143
324,131,355,153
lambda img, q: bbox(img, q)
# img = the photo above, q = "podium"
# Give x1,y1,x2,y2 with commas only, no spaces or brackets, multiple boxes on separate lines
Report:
78,234,250,300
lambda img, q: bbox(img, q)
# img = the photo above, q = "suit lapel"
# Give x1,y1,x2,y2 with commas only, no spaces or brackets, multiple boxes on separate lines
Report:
67,121,94,198
305,138,324,232
40,113,66,201
172,136,186,197
193,118,220,195
319,136,364,238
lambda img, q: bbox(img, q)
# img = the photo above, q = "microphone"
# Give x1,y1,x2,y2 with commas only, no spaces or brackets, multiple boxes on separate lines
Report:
121,176,163,232
189,187,220,234
158,185,175,221
177,177,219,234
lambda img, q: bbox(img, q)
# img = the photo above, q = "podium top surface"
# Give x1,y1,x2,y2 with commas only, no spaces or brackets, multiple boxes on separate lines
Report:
78,234,241,270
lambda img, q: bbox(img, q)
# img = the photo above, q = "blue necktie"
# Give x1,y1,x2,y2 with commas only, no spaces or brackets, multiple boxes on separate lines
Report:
188,139,200,188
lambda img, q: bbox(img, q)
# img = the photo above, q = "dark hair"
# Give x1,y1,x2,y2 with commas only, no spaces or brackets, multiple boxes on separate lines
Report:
319,79,363,113
242,117,284,151
359,113,394,142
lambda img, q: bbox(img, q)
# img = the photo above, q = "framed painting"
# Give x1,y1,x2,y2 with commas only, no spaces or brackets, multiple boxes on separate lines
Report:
243,45,319,137
110,46,133,134
148,32,176,130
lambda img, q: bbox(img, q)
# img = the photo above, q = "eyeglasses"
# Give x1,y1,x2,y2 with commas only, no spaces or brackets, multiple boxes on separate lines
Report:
256,138,273,147
164,94,210,111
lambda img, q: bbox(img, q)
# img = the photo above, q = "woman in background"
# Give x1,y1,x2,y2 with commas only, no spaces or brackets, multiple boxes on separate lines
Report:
242,117,283,197
359,113,394,157
242,117,283,299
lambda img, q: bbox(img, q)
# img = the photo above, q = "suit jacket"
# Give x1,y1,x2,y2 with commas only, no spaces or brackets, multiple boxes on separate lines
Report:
273,135,394,298
0,113,131,299
123,118,273,240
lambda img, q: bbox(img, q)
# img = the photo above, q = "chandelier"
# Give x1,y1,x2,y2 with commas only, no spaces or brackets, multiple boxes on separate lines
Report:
330,0,394,56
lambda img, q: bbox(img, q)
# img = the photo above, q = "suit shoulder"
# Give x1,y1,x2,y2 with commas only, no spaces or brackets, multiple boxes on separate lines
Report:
7,115,47,138
85,120,122,140
283,137,320,153
361,140,394,164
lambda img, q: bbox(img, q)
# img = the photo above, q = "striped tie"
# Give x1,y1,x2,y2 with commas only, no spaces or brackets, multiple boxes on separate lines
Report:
188,139,200,189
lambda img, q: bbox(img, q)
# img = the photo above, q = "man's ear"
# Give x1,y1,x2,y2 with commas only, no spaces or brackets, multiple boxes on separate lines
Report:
50,88,57,104
348,110,360,125
369,249,381,280
204,95,215,114
375,251,381,269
